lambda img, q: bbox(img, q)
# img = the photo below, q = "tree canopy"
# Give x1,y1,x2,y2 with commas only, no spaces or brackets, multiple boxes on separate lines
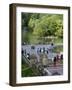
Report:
22,13,63,44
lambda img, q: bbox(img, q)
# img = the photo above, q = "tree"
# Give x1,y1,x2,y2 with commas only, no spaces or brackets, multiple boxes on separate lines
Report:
55,20,63,38
22,13,63,44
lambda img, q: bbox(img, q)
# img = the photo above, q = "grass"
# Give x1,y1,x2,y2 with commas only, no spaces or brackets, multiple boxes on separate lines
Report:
21,58,41,77
22,63,29,69
22,63,41,77
21,58,33,77
21,62,34,77
22,67,34,77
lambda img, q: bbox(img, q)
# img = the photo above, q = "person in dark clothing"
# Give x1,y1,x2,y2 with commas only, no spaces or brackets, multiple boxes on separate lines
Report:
46,50,48,54
51,43,54,46
54,57,57,67
22,50,24,55
40,48,41,53
46,48,49,54
61,54,63,60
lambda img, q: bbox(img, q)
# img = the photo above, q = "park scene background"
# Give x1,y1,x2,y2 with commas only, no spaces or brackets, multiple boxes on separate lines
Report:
21,12,63,77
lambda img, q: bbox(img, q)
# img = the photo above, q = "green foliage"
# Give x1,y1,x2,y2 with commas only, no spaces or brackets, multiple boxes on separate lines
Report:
22,62,40,77
52,45,63,53
55,20,63,38
21,13,31,27
22,13,63,44
22,67,34,77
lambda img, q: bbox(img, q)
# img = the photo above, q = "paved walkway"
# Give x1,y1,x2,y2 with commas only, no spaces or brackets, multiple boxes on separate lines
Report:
47,65,63,75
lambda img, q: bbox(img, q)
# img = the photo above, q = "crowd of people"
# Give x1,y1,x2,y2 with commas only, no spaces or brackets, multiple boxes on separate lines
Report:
53,54,63,66
22,43,63,67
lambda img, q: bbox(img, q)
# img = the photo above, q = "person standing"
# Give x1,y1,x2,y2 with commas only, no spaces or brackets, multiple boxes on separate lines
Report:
54,57,57,67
